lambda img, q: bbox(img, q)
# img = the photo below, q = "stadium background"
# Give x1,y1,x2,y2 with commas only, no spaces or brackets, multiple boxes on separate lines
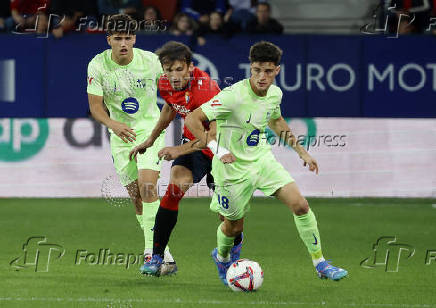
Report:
0,1,435,307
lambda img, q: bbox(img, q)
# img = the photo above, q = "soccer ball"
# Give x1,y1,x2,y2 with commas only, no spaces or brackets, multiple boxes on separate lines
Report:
226,259,264,292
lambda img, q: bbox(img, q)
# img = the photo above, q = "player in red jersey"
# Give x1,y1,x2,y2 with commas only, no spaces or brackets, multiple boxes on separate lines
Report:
129,41,242,275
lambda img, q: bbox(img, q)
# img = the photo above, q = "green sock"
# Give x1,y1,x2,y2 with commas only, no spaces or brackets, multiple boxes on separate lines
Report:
142,200,160,251
294,208,323,260
136,214,143,230
217,223,235,260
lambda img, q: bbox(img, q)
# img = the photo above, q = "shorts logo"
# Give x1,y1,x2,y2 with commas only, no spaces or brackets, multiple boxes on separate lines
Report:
121,97,139,114
88,77,94,85
246,129,260,146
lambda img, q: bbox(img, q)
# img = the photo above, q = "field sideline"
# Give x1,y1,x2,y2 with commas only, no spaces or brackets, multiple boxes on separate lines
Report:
1,197,435,308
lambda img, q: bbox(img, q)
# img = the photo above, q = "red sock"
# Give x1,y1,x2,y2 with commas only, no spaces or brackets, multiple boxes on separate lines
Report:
160,184,185,211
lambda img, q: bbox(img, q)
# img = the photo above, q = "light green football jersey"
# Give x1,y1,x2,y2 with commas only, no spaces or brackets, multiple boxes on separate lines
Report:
87,48,162,139
201,78,282,165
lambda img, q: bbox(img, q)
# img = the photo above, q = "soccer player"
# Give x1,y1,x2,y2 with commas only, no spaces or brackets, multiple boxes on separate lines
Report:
86,14,175,275
129,41,243,276
184,41,348,284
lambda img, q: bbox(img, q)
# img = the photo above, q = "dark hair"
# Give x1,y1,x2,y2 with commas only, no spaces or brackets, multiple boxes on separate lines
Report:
257,2,271,11
249,41,282,65
106,14,137,36
155,41,193,66
169,12,197,33
143,5,162,21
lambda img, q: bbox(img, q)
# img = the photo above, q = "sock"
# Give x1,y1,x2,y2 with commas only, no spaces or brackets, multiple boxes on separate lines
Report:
142,200,160,251
163,247,174,263
136,214,144,230
217,223,234,261
233,233,243,246
153,184,185,257
293,208,324,266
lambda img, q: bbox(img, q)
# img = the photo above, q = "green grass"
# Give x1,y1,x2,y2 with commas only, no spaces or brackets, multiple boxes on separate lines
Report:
1,197,436,308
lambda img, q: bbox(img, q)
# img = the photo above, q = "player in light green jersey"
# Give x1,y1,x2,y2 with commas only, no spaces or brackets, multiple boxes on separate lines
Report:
185,41,348,284
86,14,175,275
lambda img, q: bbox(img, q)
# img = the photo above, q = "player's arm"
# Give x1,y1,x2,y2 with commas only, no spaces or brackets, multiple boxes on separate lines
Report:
88,94,136,143
268,116,318,174
129,103,176,161
185,109,235,163
157,121,217,161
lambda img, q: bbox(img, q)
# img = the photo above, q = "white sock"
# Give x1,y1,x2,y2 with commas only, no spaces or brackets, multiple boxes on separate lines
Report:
164,248,174,263
217,253,230,263
144,248,152,256
312,257,326,267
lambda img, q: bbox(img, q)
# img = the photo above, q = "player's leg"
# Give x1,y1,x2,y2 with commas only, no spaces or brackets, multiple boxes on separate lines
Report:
257,153,347,281
136,132,176,275
274,182,322,261
211,216,244,285
124,180,144,230
210,173,254,285
152,164,193,258
111,145,144,232
137,169,161,256
218,214,243,262
274,183,347,280
140,164,193,276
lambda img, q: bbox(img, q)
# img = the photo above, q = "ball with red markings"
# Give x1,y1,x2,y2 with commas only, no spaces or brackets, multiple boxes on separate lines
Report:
226,259,263,292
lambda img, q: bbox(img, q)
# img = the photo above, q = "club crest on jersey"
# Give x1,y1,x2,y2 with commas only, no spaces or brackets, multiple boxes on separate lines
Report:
121,97,139,114
246,129,260,146
136,79,146,88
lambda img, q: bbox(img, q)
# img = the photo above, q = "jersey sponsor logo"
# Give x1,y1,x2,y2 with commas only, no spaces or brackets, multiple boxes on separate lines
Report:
246,129,260,146
172,104,190,116
121,97,139,114
211,99,221,107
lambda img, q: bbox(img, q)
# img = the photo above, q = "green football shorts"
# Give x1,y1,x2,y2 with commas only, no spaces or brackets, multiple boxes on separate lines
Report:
210,151,294,220
110,131,165,186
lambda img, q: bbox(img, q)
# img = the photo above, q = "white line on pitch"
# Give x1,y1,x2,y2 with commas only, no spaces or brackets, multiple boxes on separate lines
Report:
0,297,434,307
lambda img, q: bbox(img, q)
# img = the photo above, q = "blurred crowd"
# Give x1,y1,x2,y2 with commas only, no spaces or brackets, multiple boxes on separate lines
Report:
375,0,436,35
0,0,284,43
1,0,435,41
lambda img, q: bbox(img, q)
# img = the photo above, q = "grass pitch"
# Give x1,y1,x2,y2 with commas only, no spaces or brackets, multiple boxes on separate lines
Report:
1,197,435,308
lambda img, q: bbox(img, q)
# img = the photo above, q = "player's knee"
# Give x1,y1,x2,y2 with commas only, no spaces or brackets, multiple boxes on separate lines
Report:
229,223,243,236
293,197,309,216
139,182,157,202
171,179,192,193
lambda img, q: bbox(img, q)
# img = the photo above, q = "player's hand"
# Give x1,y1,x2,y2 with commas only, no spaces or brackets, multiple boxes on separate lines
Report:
220,153,236,164
301,153,319,174
109,121,136,143
158,146,181,161
129,138,154,161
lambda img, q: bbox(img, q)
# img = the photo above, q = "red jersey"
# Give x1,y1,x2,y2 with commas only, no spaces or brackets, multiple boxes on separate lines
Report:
11,0,49,14
158,67,220,159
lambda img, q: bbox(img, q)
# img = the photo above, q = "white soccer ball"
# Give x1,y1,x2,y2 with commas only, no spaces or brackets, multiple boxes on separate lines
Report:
226,259,264,292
